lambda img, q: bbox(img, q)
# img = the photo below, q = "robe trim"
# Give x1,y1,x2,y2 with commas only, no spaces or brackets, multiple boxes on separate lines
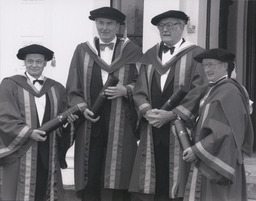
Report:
0,126,30,157
24,147,33,200
139,125,155,194
104,68,125,189
201,103,210,125
170,133,181,198
0,166,2,197
77,51,92,190
189,166,199,201
141,43,196,75
195,142,235,178
84,38,134,74
147,64,153,89
49,87,58,200
138,103,151,113
83,52,91,103
8,75,56,98
18,89,37,200
175,105,194,120
184,164,200,201
178,54,187,86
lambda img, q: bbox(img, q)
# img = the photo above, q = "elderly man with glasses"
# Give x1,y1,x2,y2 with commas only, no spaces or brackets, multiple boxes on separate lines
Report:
129,10,207,201
182,48,254,201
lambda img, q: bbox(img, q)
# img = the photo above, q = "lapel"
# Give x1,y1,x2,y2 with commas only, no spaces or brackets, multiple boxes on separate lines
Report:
9,75,55,97
141,41,197,75
84,37,131,74
162,64,176,92
154,70,161,91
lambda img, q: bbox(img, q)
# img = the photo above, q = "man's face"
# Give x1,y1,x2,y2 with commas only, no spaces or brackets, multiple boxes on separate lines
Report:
95,18,120,43
25,54,46,79
157,18,184,46
202,58,227,82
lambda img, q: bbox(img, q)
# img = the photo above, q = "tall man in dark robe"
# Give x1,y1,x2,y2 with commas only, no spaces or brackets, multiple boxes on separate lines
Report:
183,48,254,201
0,44,76,201
66,7,142,201
129,10,207,201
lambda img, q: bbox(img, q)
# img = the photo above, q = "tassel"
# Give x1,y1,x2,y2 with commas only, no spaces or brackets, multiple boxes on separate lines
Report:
51,54,56,67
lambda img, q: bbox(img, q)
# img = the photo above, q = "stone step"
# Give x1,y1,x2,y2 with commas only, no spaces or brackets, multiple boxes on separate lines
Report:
245,154,256,200
64,185,80,201
62,184,256,201
247,176,256,200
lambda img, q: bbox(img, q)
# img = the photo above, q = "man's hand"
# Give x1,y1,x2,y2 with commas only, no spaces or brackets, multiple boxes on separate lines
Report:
144,110,156,122
83,108,100,123
104,83,127,99
67,114,79,124
30,129,46,142
145,109,176,128
183,147,197,162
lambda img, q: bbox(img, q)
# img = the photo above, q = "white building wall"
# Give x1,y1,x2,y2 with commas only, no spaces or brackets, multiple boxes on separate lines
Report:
0,0,109,85
0,0,109,186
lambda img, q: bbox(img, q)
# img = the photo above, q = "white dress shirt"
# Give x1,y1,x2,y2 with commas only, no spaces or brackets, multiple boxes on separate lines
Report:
26,72,46,126
99,37,117,85
160,39,183,91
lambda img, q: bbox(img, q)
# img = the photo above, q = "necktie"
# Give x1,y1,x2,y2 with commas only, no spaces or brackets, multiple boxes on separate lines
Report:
99,43,114,51
163,45,175,54
33,79,44,85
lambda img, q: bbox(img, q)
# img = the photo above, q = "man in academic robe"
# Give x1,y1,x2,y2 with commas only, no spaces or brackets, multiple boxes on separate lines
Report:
66,7,143,201
0,44,76,201
183,48,254,201
129,10,207,201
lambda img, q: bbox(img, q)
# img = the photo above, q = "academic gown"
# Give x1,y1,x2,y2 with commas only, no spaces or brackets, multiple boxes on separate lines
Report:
66,37,143,196
184,79,254,201
129,40,207,200
0,75,74,201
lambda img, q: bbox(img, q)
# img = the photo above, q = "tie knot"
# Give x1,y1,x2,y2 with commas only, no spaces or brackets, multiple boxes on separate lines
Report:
33,79,44,85
163,45,175,54
99,43,114,51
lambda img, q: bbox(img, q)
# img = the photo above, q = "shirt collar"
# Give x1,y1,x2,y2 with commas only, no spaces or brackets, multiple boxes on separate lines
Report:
99,36,117,45
209,75,227,85
25,72,44,82
163,38,183,49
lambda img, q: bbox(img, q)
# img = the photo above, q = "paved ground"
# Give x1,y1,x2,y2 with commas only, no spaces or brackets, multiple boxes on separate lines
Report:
62,146,256,201
245,153,256,201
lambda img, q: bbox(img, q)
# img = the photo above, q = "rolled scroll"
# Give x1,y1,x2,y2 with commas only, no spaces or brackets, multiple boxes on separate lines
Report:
39,102,86,134
161,86,188,111
91,74,119,118
173,116,192,151
160,87,190,151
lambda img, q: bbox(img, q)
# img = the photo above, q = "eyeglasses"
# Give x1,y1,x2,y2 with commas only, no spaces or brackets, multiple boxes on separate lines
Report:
202,62,223,70
25,59,45,65
157,22,180,30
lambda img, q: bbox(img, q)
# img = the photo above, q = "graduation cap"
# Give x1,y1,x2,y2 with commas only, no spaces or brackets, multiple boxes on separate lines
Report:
194,48,235,63
151,10,189,26
89,7,126,25
17,44,56,67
